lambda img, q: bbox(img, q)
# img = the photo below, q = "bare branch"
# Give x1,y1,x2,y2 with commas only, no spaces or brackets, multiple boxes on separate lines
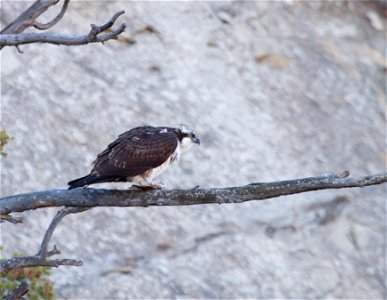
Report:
38,207,89,257
33,0,70,30
0,207,87,273
15,45,23,54
0,171,385,273
3,280,29,300
0,254,83,273
1,171,386,215
92,10,126,33
0,0,61,34
0,11,126,47
0,213,23,224
0,0,126,49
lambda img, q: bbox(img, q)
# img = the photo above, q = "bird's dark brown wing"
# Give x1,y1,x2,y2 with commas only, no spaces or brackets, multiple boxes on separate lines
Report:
90,127,178,178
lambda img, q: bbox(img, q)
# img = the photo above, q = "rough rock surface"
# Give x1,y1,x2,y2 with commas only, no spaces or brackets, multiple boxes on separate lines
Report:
1,1,386,299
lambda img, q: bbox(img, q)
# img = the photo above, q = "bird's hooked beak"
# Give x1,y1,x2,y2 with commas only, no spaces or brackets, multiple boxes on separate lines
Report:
193,137,200,145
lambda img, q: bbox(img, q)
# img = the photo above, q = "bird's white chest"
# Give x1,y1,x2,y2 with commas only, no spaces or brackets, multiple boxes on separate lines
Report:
150,149,180,179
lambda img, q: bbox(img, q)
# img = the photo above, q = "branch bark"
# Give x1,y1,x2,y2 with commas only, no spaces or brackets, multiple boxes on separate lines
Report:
0,22,126,46
1,171,386,215
1,0,62,35
0,0,126,48
0,171,385,274
32,0,70,30
0,207,87,273
3,280,29,300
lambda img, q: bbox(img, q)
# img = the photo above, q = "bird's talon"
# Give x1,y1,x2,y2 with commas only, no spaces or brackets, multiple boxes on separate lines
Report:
132,184,163,191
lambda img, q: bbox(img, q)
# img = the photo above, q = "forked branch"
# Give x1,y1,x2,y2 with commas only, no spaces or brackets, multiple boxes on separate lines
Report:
0,21,126,46
1,0,63,35
0,207,88,273
0,170,385,276
0,0,126,48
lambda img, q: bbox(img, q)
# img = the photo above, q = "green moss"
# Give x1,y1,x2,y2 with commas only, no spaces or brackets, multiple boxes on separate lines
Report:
0,129,14,157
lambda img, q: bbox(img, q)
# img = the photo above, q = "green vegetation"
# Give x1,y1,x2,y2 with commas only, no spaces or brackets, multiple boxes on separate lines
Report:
0,129,14,157
0,248,55,299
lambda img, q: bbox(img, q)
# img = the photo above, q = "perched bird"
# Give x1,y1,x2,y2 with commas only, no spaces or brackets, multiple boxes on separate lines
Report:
68,125,200,190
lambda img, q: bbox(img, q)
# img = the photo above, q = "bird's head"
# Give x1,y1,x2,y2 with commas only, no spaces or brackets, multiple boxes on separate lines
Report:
176,125,200,150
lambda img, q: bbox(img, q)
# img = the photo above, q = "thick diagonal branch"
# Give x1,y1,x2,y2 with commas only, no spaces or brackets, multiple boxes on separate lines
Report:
1,171,386,215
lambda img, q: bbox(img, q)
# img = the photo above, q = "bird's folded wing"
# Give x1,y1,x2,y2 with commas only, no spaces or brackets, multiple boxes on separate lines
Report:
91,130,178,177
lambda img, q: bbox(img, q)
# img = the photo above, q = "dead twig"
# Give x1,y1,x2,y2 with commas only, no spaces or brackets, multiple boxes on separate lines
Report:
0,214,23,224
33,0,70,30
0,207,88,273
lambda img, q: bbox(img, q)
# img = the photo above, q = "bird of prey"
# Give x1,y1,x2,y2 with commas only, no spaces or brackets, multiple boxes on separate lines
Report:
68,125,200,190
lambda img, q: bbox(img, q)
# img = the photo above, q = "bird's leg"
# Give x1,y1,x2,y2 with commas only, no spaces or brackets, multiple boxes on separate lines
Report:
131,178,165,191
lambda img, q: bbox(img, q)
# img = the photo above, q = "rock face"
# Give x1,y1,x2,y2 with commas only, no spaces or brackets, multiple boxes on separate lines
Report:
1,1,385,298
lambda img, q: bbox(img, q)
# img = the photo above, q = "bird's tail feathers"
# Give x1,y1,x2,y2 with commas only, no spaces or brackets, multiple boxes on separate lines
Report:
68,174,121,189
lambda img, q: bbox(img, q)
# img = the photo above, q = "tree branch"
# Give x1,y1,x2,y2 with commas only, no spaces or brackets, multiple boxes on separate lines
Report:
38,207,89,257
33,0,70,30
3,280,29,300
0,0,61,35
0,214,23,224
0,207,87,273
0,11,126,47
1,171,385,274
0,25,126,47
0,0,126,49
1,171,386,215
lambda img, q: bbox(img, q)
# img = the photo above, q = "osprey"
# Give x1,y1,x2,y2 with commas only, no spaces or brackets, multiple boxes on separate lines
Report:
68,125,200,190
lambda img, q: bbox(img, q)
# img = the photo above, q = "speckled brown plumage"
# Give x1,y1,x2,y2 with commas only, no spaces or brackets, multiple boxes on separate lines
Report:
68,126,199,189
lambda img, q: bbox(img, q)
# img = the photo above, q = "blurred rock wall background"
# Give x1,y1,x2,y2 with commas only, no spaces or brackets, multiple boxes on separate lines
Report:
1,1,386,298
